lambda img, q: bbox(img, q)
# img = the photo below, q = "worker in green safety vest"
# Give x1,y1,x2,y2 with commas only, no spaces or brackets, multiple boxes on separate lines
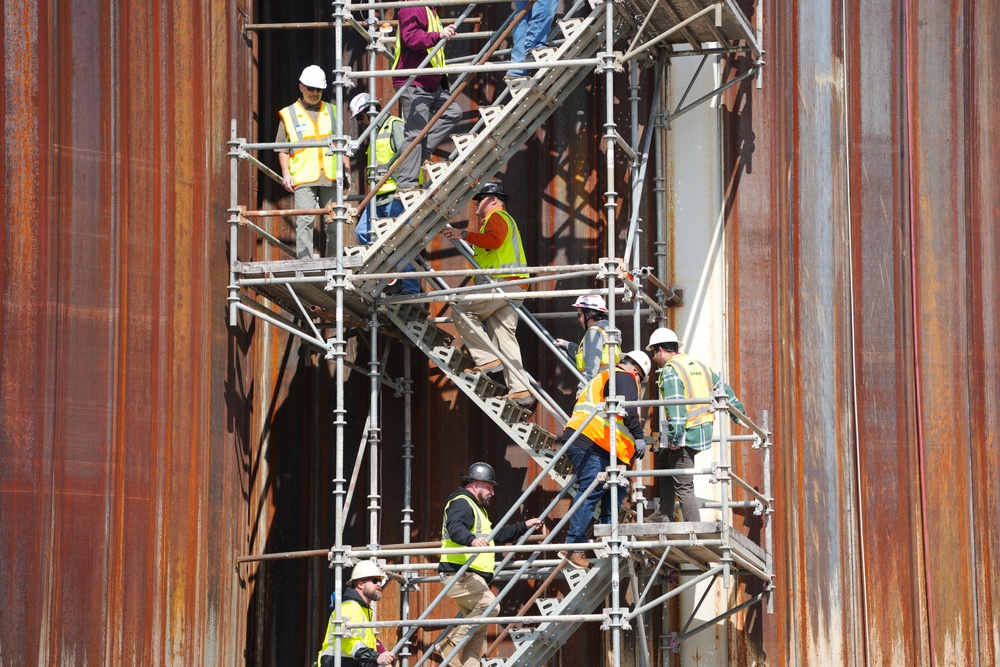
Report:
438,462,541,667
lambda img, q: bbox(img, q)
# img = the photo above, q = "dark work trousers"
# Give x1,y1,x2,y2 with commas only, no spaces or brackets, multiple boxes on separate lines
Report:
656,446,700,521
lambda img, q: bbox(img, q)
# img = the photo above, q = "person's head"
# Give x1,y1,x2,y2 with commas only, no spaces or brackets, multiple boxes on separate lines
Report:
620,350,652,382
350,92,380,131
646,327,681,367
472,181,509,218
462,462,497,506
570,295,608,329
347,560,386,604
298,65,327,105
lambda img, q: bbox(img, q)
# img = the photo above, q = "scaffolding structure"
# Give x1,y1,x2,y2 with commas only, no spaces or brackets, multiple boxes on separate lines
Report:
229,0,770,664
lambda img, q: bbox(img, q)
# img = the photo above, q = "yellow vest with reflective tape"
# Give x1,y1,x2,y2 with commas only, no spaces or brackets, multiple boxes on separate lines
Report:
564,369,639,464
574,325,621,374
278,101,338,185
473,209,528,281
370,116,402,195
392,8,447,70
317,598,377,663
666,353,715,428
440,494,495,577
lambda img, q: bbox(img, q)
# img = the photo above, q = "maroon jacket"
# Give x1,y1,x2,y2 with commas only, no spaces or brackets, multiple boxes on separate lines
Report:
393,5,447,91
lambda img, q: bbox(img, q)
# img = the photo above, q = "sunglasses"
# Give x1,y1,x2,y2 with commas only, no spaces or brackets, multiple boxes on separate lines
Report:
304,86,322,93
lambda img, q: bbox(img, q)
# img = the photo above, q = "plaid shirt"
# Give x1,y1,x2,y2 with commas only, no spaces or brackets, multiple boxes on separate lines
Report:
657,362,745,451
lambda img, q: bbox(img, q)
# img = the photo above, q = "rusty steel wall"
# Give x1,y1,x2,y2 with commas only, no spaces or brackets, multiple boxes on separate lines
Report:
0,0,254,664
726,0,1000,665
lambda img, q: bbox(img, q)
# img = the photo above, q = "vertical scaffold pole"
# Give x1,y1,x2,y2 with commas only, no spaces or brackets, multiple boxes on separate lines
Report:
600,1,624,666
332,0,349,664
401,343,415,666
228,121,241,327
367,311,382,544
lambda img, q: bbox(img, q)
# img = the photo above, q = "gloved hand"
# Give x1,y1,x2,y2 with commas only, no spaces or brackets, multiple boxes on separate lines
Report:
633,438,647,460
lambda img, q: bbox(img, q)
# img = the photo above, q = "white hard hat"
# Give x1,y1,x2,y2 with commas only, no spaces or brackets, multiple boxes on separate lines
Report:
350,92,376,119
622,350,652,378
571,294,608,313
646,327,681,350
299,65,328,90
347,560,385,586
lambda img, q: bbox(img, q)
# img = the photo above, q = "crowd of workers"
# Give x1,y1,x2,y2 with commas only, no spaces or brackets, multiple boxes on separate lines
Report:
273,6,752,666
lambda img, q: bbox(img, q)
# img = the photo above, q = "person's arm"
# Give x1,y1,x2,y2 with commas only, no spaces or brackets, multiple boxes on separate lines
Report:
711,370,746,423
617,371,645,442
464,213,507,249
444,497,478,546
399,7,443,50
276,122,295,193
578,327,605,381
660,369,688,447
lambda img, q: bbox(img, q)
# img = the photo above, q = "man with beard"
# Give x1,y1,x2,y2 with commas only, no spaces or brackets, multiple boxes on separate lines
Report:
317,560,397,666
438,462,541,667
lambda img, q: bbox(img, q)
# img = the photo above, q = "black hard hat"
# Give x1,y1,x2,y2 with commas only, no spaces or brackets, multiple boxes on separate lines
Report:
472,181,509,202
462,462,497,486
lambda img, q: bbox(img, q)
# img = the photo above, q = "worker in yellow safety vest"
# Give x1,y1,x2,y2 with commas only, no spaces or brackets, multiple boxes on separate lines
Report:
646,327,746,522
440,181,534,408
558,351,651,571
439,463,541,667
317,560,396,666
554,294,622,390
275,65,350,259
391,3,463,188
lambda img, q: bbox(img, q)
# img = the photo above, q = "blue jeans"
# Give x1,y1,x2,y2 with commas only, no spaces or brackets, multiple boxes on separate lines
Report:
510,0,559,77
565,443,622,545
355,197,420,294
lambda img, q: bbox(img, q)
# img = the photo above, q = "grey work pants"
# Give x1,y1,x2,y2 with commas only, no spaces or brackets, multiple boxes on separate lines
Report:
656,446,701,522
396,85,462,188
451,284,528,393
441,571,498,667
292,185,335,259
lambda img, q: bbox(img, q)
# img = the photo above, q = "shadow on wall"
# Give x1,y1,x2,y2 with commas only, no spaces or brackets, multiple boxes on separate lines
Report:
236,327,367,666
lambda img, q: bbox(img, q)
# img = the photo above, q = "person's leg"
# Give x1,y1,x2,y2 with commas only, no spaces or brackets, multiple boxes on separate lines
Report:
396,86,433,188
378,198,421,293
482,288,527,393
673,447,700,521
451,296,507,367
444,572,498,667
564,444,604,545
316,186,336,256
523,0,558,54
509,0,533,75
424,86,463,154
355,203,375,245
293,186,318,258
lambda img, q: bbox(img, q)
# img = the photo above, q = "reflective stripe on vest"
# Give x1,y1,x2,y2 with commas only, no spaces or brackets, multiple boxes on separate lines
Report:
278,101,338,186
666,353,715,428
392,8,447,70
473,209,529,281
317,599,377,662
564,369,638,464
574,325,621,373
370,116,402,195
440,495,495,576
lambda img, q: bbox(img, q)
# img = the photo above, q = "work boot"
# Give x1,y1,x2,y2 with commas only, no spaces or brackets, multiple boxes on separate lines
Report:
504,390,535,408
559,550,591,570
471,359,504,374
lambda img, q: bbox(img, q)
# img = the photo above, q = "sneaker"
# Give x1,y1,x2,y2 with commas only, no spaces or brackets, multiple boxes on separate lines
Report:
504,390,535,408
471,359,504,374
559,550,591,570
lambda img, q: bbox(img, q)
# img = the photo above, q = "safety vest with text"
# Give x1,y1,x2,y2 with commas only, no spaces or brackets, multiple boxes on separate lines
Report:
564,368,640,464
278,101,338,186
440,494,495,578
665,353,715,429
473,209,529,281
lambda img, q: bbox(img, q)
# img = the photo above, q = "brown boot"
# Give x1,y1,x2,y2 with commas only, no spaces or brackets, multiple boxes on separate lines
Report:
559,550,591,570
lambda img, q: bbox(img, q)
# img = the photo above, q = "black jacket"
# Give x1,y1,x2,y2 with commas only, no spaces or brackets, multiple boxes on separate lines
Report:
438,488,529,583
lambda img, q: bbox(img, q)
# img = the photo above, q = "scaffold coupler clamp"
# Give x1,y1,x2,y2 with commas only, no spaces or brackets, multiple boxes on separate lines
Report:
600,608,631,633
665,632,682,653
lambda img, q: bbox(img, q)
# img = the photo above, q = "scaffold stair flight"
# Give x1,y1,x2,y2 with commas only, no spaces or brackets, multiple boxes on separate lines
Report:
345,2,628,294
383,302,573,487
483,557,615,667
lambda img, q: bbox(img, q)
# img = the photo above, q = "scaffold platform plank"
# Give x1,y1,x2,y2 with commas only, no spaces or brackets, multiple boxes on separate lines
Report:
594,520,769,580
618,0,761,57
